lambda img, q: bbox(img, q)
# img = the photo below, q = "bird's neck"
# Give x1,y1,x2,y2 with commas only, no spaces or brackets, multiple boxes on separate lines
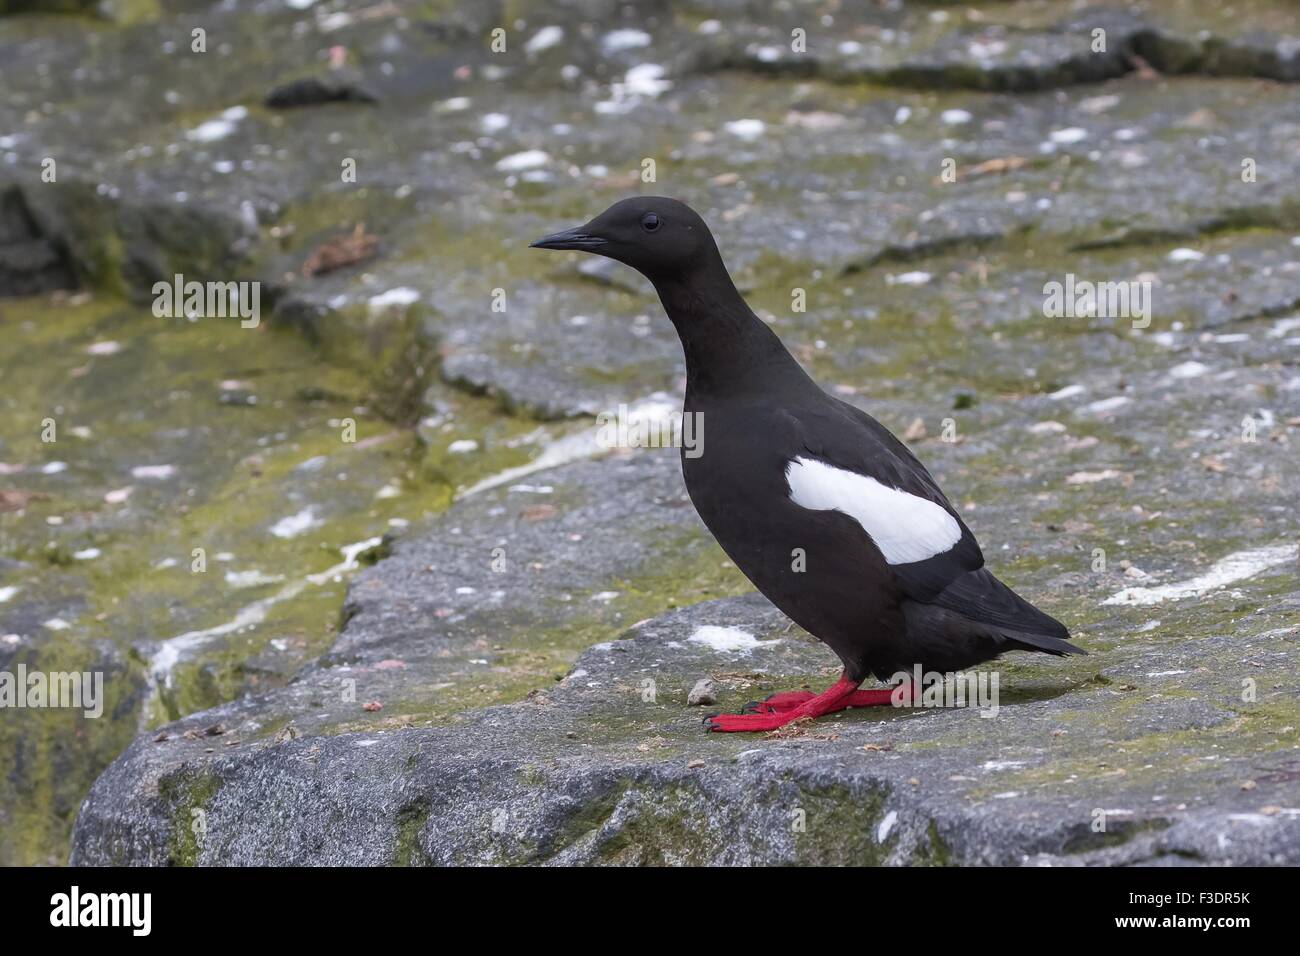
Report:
651,262,813,401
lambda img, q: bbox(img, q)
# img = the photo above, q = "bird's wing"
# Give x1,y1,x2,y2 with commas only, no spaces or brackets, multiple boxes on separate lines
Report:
780,400,985,603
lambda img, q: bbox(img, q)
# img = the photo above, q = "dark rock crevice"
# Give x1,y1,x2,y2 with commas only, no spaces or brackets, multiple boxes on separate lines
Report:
0,185,78,296
703,13,1300,92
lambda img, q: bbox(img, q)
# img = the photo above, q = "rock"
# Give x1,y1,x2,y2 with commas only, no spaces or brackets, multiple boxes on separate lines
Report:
686,678,717,706
0,0,99,13
709,6,1300,90
68,387,1300,865
70,581,1300,865
265,73,379,109
0,187,77,297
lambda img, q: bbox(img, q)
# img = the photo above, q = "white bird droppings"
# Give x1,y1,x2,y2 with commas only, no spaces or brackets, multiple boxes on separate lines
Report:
1065,469,1122,485
687,625,779,654
888,271,932,286
982,759,1027,771
623,63,671,97
1050,127,1088,144
524,26,564,55
494,149,550,172
1103,543,1298,606
269,508,320,539
1048,384,1086,400
602,29,652,53
367,287,420,315
131,464,176,480
186,105,247,143
1169,361,1210,379
876,810,898,842
225,569,286,588
724,118,766,140
1080,395,1131,415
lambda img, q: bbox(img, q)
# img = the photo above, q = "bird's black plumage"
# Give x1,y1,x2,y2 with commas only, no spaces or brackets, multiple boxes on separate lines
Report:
534,197,1083,728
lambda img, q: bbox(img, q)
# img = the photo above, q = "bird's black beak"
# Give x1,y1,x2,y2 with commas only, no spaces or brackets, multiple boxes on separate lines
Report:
529,226,607,251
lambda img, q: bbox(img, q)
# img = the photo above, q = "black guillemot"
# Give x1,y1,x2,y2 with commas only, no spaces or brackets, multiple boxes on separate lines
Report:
532,197,1083,732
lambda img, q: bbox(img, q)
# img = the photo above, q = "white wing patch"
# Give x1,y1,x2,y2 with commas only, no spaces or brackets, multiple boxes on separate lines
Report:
784,456,961,565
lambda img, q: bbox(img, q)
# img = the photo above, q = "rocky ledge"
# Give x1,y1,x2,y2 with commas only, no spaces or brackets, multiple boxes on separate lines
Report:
71,444,1300,865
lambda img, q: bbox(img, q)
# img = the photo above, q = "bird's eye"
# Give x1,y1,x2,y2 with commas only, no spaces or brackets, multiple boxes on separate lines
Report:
640,213,661,232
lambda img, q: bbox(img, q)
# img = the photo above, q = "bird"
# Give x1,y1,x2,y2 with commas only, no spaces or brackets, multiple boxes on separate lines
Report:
532,197,1084,732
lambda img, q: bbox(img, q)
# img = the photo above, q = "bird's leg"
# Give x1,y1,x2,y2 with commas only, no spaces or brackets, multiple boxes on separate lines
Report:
741,682,916,715
706,672,864,732
848,685,913,707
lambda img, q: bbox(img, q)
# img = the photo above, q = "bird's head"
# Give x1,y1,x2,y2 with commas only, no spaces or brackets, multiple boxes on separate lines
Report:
530,196,715,283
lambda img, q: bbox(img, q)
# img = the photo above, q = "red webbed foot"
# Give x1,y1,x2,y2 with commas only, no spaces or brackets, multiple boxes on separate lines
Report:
737,684,912,717
704,711,804,732
740,690,816,714
706,673,898,733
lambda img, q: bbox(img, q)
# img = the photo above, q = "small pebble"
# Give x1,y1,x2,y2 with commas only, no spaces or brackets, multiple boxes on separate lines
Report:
686,677,717,706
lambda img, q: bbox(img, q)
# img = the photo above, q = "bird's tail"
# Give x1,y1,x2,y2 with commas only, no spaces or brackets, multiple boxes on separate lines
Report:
998,625,1086,657
932,568,1085,656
